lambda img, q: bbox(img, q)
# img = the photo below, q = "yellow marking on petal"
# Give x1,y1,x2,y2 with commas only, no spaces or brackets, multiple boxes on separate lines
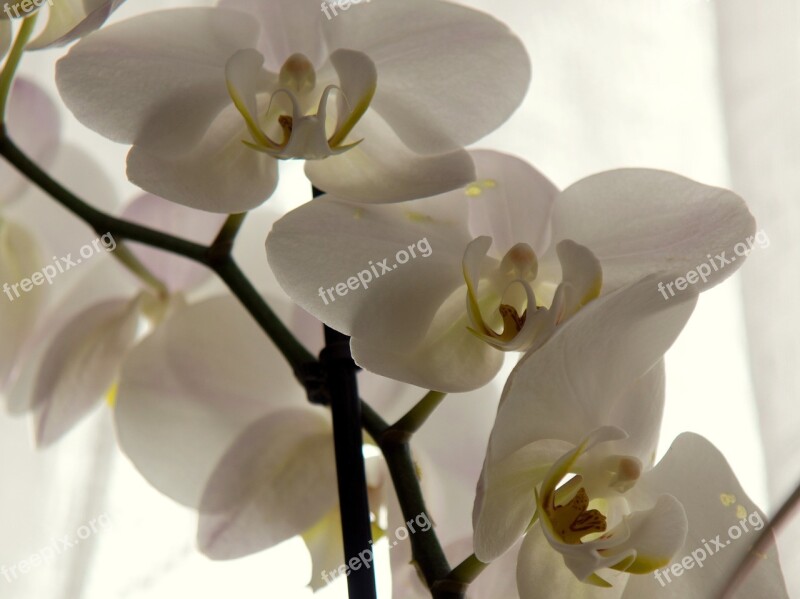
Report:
405,211,433,223
617,554,671,575
464,179,497,197
720,493,737,507
105,382,119,408
736,505,748,520
465,183,483,197
353,208,364,220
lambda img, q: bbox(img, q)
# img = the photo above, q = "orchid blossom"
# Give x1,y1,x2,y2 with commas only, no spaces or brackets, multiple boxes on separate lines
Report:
266,150,755,392
472,274,787,598
55,0,531,212
19,194,225,445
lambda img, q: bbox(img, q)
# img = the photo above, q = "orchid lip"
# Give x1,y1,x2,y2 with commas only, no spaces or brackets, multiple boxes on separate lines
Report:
227,49,377,161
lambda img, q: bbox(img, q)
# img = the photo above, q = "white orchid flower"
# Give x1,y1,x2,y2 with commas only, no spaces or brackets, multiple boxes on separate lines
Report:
23,194,225,445
113,293,397,590
55,0,531,212
266,150,755,392
472,274,787,598
0,0,126,49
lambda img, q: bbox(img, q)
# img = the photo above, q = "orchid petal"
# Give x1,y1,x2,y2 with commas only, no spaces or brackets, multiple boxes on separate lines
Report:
328,48,377,148
197,408,336,559
323,0,530,153
555,239,603,319
517,523,627,599
0,220,48,391
473,439,573,562
622,433,788,598
489,273,697,464
305,109,475,202
466,150,558,257
1,79,61,206
126,101,279,213
56,8,260,155
115,295,300,507
545,169,755,293
32,294,145,447
28,0,127,49
218,0,326,71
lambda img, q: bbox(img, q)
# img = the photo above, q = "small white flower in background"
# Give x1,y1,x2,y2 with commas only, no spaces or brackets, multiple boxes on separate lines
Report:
266,150,756,392
54,0,531,212
472,274,787,598
113,293,390,590
0,0,126,48
20,194,226,446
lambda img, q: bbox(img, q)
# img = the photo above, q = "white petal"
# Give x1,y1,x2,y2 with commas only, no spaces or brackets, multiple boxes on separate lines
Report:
267,193,470,346
33,294,145,446
323,0,530,153
219,0,326,71
555,239,603,319
266,193,502,389
28,0,127,49
622,433,788,598
1,78,61,206
197,408,337,559
473,439,573,562
466,150,558,257
301,507,344,591
126,101,279,212
546,169,756,293
115,295,300,506
517,523,627,599
489,273,697,465
305,110,475,202
328,48,377,148
0,220,48,391
56,8,260,154
121,194,226,292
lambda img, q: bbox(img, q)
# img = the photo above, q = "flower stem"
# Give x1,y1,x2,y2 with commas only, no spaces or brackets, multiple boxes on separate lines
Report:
321,326,377,599
361,403,459,597
211,212,247,255
389,391,447,441
112,242,169,297
0,13,38,123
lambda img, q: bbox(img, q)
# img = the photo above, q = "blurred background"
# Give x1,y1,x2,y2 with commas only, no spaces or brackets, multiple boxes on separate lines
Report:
1,0,797,596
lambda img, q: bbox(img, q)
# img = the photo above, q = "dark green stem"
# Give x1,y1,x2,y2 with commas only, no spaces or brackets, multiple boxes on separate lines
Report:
362,402,463,599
